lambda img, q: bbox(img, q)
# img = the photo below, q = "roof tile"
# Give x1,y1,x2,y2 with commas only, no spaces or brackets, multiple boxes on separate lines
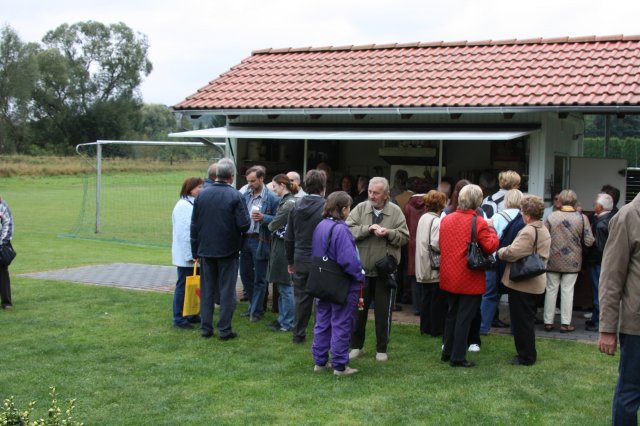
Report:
174,36,640,110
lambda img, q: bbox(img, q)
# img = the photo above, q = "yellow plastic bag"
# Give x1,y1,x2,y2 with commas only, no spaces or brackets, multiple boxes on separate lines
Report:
183,262,200,317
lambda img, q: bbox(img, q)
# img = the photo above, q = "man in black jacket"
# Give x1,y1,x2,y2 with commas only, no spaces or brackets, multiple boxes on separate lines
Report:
285,169,326,343
191,158,250,340
585,192,614,332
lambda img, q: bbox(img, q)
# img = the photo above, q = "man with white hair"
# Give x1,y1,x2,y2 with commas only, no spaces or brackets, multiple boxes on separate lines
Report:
585,192,614,332
287,171,307,198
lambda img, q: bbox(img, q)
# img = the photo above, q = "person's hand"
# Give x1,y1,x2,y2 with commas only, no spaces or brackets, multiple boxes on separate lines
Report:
599,332,617,356
251,211,264,222
369,224,381,234
374,227,388,237
287,264,295,274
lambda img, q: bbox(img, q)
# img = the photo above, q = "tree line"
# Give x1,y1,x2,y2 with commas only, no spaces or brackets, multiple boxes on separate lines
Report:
0,20,193,155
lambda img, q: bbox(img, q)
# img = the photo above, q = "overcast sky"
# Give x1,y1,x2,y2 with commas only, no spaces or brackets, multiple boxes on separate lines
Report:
2,0,639,106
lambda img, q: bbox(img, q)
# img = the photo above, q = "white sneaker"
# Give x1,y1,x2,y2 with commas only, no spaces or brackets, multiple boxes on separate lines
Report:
349,348,364,360
376,352,388,362
334,366,358,376
313,364,328,373
468,344,481,352
584,312,593,319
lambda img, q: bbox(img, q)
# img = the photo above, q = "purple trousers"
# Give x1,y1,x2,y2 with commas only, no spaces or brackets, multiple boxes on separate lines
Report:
311,285,359,371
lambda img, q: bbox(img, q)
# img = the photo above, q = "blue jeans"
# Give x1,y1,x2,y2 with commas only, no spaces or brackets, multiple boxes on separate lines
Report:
200,256,239,337
589,265,601,326
613,334,640,425
173,266,200,326
277,283,294,330
480,269,499,334
240,237,268,317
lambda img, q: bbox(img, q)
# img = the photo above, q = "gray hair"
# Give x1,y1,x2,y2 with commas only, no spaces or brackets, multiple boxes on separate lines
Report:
369,177,390,193
596,193,614,211
207,162,217,179
216,158,236,180
558,189,577,207
458,184,484,210
504,189,523,209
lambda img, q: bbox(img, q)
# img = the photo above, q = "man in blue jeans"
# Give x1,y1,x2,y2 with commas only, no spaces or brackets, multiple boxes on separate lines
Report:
240,165,279,322
190,158,250,340
599,192,640,424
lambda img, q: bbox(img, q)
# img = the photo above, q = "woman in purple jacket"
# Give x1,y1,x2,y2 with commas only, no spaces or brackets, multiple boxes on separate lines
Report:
311,191,365,376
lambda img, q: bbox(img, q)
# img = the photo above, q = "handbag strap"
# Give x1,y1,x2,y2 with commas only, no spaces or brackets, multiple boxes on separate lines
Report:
530,225,539,254
324,221,340,257
470,214,478,243
192,259,198,276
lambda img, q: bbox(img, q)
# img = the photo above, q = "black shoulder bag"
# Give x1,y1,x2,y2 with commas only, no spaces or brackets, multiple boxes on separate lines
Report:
306,222,351,304
509,226,546,281
467,215,496,270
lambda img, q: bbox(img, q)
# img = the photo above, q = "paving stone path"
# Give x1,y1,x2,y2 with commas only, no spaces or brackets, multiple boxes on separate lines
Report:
19,263,598,344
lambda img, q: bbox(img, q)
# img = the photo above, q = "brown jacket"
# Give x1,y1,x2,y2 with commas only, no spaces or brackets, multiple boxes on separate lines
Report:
497,221,551,294
599,194,640,335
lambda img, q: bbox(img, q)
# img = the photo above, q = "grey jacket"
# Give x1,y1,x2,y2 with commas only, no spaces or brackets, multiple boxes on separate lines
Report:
599,193,640,335
347,200,409,277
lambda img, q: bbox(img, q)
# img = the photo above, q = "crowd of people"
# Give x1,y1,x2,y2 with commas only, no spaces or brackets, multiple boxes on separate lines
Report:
171,161,626,377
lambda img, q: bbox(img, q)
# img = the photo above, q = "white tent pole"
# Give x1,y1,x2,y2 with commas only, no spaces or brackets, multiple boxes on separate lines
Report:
438,140,443,186
303,139,308,176
95,143,102,234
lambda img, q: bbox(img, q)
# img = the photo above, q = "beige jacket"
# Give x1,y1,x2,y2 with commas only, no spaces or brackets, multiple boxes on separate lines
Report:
599,193,640,335
497,221,551,295
347,200,409,277
415,212,440,284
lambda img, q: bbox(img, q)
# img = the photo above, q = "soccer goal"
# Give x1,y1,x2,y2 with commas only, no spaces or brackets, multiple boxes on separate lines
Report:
66,140,225,247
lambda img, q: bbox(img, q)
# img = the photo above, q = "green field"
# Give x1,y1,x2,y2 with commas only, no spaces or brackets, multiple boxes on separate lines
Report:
0,173,620,425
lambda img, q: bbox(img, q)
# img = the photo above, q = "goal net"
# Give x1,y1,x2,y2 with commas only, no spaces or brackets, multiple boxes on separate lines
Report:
66,141,223,247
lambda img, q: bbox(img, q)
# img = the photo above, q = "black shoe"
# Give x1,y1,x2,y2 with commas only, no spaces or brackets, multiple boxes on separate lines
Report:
219,332,238,341
585,319,596,327
201,330,214,338
292,335,306,344
492,319,510,328
174,322,194,330
267,320,281,331
250,314,262,323
239,296,249,302
450,360,476,368
186,316,201,324
441,353,451,362
508,357,533,366
585,324,599,332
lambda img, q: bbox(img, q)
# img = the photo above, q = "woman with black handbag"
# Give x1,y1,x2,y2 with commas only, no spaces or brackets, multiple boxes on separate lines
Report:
310,191,365,376
497,195,551,365
0,196,15,310
439,184,498,367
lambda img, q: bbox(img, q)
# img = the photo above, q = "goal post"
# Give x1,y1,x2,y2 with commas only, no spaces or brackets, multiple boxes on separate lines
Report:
69,139,227,247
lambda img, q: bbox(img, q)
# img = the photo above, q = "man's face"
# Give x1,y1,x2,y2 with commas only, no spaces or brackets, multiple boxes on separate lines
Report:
368,182,388,209
246,172,264,193
594,198,603,214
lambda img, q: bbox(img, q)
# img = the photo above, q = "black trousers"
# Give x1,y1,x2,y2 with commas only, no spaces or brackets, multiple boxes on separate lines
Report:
0,263,10,307
352,276,394,353
508,287,538,365
420,282,446,336
292,263,314,340
443,293,481,362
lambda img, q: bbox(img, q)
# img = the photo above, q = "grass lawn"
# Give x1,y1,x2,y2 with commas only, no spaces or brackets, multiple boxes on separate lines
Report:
0,173,619,425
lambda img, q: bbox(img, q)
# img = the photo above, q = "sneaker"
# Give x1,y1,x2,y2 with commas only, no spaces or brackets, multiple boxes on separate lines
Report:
174,322,193,330
292,335,306,344
375,352,388,362
468,344,481,352
349,348,365,360
313,364,328,373
333,366,358,376
584,312,593,319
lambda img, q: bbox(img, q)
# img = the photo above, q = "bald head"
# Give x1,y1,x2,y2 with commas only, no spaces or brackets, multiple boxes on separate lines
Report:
287,171,301,185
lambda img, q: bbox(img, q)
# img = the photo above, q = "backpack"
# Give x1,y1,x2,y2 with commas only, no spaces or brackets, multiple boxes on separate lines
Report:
481,194,505,219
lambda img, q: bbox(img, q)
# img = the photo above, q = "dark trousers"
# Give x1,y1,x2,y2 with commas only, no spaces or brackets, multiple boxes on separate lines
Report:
420,282,446,336
292,263,314,340
200,256,238,337
508,287,538,365
352,275,394,353
443,293,481,362
468,308,482,346
613,334,640,425
0,263,11,307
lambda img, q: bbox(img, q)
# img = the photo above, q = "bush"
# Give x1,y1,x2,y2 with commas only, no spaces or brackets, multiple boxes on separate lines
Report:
0,387,83,426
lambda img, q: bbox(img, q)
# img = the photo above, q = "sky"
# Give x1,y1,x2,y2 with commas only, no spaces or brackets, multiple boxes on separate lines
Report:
2,0,640,106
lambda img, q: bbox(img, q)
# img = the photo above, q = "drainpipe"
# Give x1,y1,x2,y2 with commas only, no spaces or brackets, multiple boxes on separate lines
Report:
604,115,611,157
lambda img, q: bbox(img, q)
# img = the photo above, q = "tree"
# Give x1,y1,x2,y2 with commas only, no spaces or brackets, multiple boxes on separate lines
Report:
31,21,152,150
0,25,39,153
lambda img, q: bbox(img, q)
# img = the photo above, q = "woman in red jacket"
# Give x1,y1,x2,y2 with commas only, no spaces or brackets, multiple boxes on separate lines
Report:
439,184,499,367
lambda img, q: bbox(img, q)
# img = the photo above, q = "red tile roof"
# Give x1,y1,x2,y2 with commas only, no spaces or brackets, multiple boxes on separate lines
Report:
174,35,640,111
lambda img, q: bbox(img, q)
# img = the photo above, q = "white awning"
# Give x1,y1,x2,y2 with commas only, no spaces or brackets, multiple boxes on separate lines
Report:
169,126,534,141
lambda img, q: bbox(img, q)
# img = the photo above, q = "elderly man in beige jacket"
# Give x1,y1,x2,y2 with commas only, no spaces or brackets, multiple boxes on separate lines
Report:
347,177,409,363
598,192,640,425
